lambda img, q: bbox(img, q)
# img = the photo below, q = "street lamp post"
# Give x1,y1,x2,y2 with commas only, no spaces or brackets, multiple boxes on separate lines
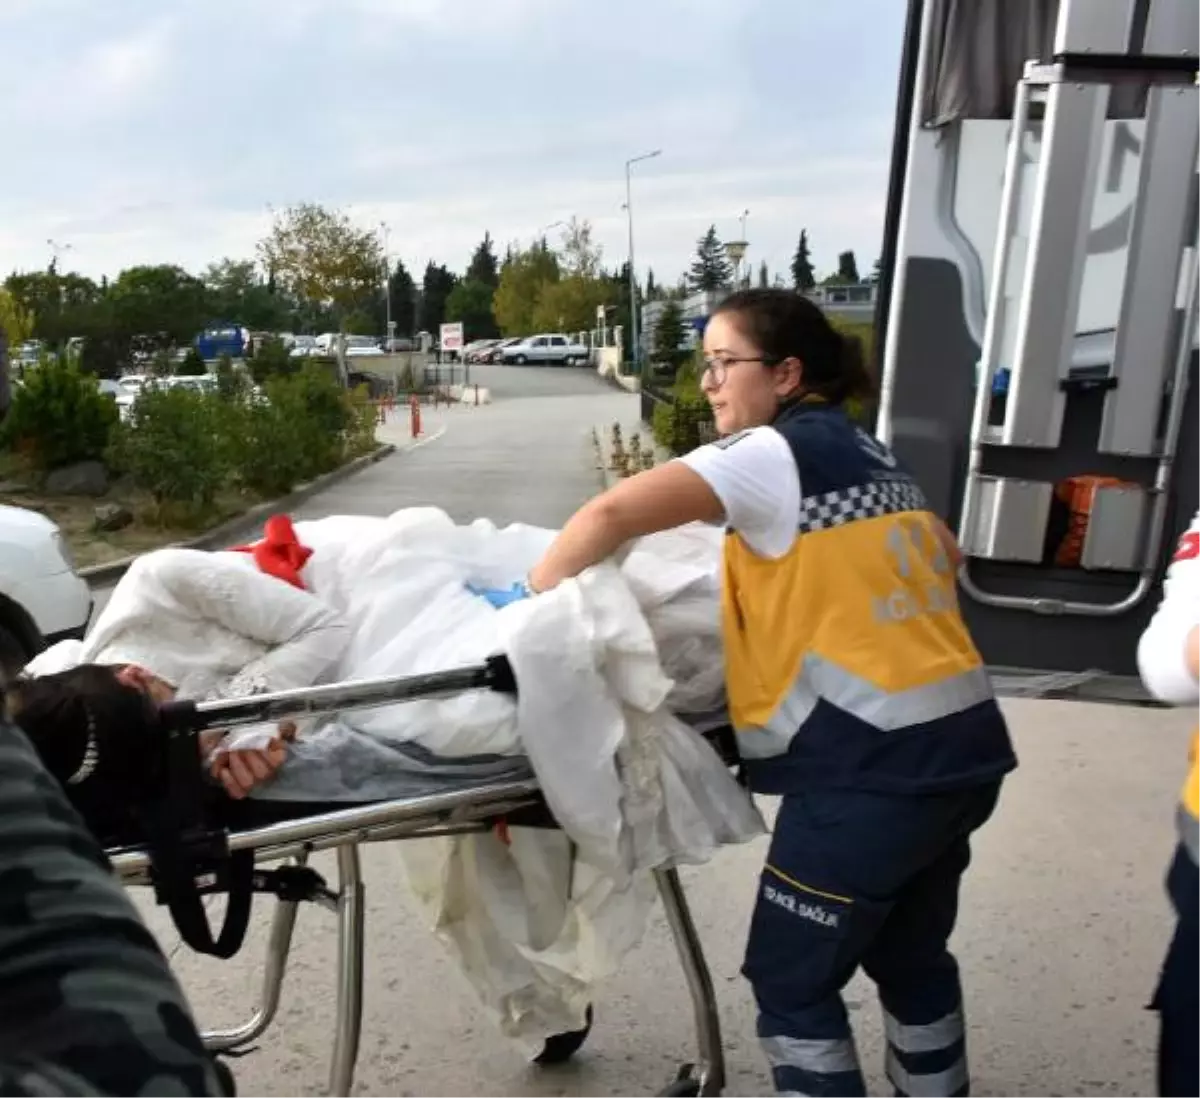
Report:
380,222,391,348
624,149,661,374
724,209,750,291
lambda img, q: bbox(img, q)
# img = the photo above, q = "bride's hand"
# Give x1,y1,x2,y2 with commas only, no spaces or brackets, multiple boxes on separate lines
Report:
209,734,290,799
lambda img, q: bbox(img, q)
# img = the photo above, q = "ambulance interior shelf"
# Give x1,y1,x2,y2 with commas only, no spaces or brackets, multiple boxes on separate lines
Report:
967,332,1184,575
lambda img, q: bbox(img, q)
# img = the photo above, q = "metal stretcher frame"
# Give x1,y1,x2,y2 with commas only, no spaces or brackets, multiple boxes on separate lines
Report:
106,660,731,1098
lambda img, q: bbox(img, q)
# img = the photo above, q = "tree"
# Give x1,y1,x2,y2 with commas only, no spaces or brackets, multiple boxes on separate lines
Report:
558,217,603,280
418,262,459,334
791,230,816,291
257,203,383,327
645,268,659,301
387,259,418,338
4,270,102,349
836,250,860,284
0,288,34,348
650,300,689,378
492,245,561,335
868,256,882,285
108,265,208,348
202,258,288,330
445,279,498,339
530,276,618,335
178,347,207,376
758,261,770,288
688,225,733,292
465,232,500,289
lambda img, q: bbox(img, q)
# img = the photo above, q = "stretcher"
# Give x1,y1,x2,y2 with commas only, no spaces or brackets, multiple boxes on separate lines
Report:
106,656,736,1098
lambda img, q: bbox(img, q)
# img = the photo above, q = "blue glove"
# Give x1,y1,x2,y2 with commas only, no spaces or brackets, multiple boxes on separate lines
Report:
465,581,530,609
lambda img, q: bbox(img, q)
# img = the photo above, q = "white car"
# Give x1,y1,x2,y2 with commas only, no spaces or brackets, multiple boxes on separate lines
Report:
0,505,92,673
498,333,589,366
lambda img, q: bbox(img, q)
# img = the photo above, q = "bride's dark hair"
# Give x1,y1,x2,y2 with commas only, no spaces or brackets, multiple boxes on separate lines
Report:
5,665,162,836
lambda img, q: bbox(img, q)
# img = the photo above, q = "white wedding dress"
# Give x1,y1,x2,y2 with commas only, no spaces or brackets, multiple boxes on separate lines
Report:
25,507,764,1044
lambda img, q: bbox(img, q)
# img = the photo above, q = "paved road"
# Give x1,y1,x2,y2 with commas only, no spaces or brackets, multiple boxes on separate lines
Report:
105,364,1191,1096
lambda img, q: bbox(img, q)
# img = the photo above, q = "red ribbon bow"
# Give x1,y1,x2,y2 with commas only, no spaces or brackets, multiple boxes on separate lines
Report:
231,514,313,590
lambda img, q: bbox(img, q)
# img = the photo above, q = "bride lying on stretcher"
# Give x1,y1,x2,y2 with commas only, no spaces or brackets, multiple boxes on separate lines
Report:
4,510,726,806
6,516,353,801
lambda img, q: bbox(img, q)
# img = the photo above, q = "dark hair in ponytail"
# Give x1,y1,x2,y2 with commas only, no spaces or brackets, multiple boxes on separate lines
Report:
712,288,875,405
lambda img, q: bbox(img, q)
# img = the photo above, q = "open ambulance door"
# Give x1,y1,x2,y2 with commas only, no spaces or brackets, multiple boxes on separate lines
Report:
874,0,1199,703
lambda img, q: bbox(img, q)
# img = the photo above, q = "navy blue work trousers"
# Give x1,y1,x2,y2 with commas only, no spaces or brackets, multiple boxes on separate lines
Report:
742,782,1003,1096
1152,842,1198,1098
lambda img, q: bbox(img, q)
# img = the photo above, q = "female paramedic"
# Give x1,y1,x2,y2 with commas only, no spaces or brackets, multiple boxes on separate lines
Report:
1135,510,1198,1098
507,288,1019,1096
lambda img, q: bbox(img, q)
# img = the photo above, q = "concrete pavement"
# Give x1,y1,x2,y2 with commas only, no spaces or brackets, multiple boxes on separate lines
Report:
107,364,1192,1096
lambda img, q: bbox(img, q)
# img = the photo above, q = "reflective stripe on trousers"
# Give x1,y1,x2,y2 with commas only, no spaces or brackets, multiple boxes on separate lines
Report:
884,1007,969,1096
761,1033,865,1097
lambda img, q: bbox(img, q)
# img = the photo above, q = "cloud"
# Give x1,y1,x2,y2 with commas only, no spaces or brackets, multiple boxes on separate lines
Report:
0,0,906,286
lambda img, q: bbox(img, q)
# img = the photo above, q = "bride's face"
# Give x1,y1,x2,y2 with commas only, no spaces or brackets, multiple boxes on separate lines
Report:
115,664,177,706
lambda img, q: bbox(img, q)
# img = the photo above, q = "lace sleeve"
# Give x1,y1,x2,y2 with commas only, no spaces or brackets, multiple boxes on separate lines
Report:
131,548,351,694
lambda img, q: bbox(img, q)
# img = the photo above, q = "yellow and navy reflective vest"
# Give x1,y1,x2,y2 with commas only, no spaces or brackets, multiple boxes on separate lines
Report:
1180,732,1198,864
722,402,1017,794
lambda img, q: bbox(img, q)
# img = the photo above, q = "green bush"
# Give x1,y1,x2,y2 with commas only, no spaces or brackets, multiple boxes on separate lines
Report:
264,363,352,479
248,335,297,385
107,385,227,521
343,385,379,458
221,393,306,498
178,346,207,376
1,356,119,471
215,353,245,401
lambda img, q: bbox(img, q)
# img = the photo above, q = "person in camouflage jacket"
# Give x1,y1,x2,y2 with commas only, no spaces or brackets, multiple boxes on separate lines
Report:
0,715,229,1097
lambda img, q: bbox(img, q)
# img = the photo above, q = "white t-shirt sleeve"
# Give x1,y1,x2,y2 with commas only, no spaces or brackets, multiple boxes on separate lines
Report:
1137,511,1200,705
676,427,800,558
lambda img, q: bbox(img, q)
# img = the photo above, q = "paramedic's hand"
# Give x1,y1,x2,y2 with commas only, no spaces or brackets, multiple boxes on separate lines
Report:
465,581,530,609
206,721,296,800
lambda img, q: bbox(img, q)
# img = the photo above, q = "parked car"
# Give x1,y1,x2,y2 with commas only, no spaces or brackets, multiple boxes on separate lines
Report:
0,505,92,675
463,339,500,363
482,337,524,363
344,336,384,358
498,334,589,366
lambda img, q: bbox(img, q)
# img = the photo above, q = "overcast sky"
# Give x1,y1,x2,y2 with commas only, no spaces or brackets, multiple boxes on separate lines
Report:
2,0,907,288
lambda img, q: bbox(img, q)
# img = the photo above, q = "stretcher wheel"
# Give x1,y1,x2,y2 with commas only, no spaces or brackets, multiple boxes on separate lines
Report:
533,1004,593,1064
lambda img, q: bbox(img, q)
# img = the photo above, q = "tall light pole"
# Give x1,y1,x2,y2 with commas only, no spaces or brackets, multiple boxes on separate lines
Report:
625,148,661,374
379,222,392,348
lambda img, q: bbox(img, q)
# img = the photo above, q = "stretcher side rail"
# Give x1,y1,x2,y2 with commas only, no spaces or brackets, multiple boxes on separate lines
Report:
112,658,733,1098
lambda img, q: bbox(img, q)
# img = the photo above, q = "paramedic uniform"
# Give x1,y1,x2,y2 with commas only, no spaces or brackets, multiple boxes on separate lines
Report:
680,400,1017,1097
1136,513,1199,1098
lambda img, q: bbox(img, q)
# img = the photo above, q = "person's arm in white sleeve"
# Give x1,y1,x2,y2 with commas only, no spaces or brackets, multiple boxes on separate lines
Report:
138,549,350,692
529,427,797,591
1137,512,1200,706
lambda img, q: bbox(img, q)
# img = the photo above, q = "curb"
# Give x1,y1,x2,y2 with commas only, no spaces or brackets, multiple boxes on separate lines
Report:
80,442,397,587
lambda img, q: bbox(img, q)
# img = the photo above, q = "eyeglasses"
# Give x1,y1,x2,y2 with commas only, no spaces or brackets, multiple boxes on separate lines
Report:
700,355,778,387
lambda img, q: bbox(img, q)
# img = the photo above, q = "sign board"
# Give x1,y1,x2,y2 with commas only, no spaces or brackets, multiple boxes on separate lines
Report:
439,322,464,353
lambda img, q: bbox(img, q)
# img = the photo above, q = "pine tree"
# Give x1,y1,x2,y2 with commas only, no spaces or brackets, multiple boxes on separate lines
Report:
836,250,860,284
688,225,733,292
466,232,499,288
651,300,688,378
387,259,417,336
758,260,769,288
791,230,815,291
646,268,658,301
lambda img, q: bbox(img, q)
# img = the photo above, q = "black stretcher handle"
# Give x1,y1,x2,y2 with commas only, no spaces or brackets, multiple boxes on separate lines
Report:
157,653,518,735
